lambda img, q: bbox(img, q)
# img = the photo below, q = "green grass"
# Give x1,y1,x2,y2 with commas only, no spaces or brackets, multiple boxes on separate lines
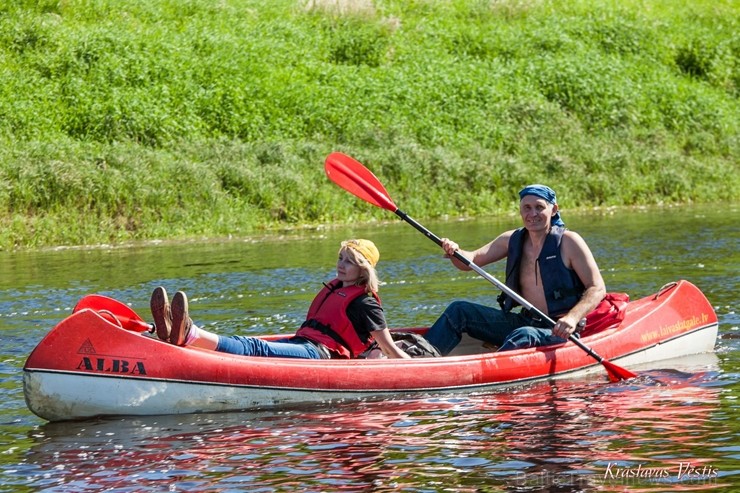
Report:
1,0,738,249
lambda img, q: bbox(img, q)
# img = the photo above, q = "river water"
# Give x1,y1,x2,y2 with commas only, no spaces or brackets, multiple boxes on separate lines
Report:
1,204,738,492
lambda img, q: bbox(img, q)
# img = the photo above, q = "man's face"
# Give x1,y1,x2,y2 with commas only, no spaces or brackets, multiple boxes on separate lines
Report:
519,195,557,231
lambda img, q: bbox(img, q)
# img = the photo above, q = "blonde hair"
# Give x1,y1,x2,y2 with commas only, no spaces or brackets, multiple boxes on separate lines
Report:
340,245,380,294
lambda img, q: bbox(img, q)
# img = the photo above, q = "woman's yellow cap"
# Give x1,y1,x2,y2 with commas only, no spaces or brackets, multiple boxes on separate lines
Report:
341,239,379,267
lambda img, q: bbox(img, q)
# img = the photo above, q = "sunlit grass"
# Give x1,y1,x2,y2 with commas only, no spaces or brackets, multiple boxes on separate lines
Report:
0,0,737,249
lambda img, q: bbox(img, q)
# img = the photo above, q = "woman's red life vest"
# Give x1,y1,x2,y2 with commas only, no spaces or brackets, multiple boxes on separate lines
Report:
295,279,378,359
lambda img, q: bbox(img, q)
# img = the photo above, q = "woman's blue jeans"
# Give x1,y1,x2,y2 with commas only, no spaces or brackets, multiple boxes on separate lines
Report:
424,300,566,355
216,336,323,359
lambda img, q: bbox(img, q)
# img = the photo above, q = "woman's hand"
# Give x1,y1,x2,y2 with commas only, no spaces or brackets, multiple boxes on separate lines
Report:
373,329,411,359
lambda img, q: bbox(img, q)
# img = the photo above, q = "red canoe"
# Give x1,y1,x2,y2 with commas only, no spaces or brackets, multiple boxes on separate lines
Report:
23,280,718,422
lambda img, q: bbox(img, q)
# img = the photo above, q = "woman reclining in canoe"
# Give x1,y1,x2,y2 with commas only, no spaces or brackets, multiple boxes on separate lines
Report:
150,239,410,359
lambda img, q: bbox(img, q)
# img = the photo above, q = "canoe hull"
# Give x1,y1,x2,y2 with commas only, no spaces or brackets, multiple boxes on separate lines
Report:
23,280,718,421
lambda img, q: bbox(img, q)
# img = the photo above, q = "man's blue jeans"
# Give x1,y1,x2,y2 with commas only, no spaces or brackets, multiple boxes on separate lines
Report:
424,300,566,355
216,336,324,359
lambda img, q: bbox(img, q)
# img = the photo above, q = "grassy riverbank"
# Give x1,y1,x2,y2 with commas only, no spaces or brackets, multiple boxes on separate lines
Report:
1,0,738,250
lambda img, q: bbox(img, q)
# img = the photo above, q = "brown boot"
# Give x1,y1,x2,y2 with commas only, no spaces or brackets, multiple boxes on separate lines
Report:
150,286,172,342
170,291,193,346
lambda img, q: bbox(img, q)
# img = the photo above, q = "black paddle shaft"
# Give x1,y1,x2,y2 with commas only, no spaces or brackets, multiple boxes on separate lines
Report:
326,151,634,381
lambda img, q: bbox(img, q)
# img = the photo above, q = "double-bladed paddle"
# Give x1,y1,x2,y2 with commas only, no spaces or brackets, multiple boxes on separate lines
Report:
324,151,636,382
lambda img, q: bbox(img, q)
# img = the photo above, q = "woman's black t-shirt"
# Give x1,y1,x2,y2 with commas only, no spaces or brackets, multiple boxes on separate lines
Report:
346,294,386,342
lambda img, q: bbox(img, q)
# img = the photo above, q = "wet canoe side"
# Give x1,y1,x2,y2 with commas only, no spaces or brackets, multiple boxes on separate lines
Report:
23,280,718,421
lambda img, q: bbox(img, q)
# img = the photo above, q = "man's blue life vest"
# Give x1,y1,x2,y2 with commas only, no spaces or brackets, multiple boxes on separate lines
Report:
498,226,585,317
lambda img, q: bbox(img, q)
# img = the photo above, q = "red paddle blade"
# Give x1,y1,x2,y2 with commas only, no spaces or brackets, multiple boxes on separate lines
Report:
602,360,638,382
324,152,398,212
74,294,152,332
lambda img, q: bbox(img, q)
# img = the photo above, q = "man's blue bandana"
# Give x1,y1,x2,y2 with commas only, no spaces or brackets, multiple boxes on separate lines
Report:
518,184,565,227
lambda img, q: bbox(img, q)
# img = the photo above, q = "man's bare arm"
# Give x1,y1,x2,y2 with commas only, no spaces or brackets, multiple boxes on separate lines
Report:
441,230,513,271
552,232,606,338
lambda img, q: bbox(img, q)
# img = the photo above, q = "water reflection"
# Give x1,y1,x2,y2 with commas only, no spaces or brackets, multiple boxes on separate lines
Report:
13,354,730,492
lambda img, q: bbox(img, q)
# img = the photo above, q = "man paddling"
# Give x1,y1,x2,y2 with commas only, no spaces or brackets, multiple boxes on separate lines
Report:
424,184,606,354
